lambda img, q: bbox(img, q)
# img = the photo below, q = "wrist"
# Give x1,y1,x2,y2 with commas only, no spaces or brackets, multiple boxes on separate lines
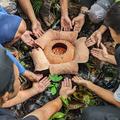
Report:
98,25,107,34
30,87,39,96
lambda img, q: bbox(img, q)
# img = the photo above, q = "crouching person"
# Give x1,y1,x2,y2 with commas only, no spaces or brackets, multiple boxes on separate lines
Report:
72,2,120,120
0,45,76,120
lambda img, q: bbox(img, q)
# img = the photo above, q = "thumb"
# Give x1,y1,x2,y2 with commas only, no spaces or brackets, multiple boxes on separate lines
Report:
97,36,102,47
100,43,108,54
72,18,75,26
70,86,76,94
69,21,73,29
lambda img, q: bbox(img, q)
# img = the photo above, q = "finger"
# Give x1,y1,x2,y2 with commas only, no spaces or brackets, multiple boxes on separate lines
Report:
61,26,64,31
45,82,51,87
62,81,64,88
44,80,51,86
40,77,48,83
100,43,106,50
69,79,72,88
36,74,43,81
42,78,50,84
69,86,76,94
69,21,73,29
72,19,75,26
66,78,70,87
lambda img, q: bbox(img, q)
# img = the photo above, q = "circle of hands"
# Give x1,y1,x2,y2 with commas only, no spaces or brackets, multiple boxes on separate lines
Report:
31,75,92,98
32,75,77,97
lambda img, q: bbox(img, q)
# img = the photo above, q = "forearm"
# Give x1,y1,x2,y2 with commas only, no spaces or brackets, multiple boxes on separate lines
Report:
39,97,63,120
98,25,107,34
18,0,37,23
86,81,120,107
2,88,37,108
60,0,68,16
105,54,117,65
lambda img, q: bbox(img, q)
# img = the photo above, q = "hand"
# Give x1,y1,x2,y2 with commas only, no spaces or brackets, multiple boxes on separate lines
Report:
32,20,45,38
21,31,39,47
72,14,85,32
86,30,102,47
59,78,76,98
32,77,50,94
91,43,109,61
61,15,72,31
23,70,43,82
72,76,89,87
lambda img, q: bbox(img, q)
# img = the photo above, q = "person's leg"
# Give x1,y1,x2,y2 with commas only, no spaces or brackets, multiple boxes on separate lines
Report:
81,105,120,120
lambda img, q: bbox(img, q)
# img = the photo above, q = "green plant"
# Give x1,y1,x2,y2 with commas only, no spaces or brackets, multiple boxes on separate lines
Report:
49,112,65,120
49,75,63,82
31,0,43,15
49,75,63,95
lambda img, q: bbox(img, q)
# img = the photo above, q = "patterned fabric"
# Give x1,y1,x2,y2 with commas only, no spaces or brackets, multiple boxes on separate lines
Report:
0,0,17,14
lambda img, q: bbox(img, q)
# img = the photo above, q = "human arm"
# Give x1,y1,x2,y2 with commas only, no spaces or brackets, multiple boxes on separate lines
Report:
91,43,117,65
72,76,120,107
60,0,72,31
86,25,107,47
71,6,88,32
18,0,44,37
2,77,50,108
26,78,76,120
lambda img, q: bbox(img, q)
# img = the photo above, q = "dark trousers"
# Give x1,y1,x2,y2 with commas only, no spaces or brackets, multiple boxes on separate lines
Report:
81,105,120,120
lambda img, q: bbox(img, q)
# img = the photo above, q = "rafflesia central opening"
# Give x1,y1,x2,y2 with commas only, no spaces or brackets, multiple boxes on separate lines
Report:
52,43,67,55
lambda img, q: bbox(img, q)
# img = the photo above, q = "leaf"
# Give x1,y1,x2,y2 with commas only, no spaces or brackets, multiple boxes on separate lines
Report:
61,96,69,106
50,86,57,95
50,112,65,120
83,95,91,105
49,75,63,82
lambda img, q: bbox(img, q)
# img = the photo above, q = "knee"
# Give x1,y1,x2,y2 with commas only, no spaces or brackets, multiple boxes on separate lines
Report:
89,4,107,23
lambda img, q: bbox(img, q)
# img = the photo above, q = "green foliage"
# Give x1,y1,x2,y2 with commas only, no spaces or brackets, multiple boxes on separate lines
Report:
31,0,43,15
60,96,69,107
49,75,63,95
49,75,63,82
49,112,65,120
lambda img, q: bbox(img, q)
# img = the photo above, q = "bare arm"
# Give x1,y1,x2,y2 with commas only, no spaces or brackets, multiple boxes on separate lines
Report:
28,97,63,120
73,76,120,107
86,81,120,107
18,0,37,24
2,77,50,108
60,0,68,17
2,88,37,108
105,54,117,65
98,25,108,34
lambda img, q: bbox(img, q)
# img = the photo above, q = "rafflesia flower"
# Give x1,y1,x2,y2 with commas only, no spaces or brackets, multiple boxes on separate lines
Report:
31,29,89,75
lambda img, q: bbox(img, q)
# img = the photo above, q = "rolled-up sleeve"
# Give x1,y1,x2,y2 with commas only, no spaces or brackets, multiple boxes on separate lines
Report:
114,85,120,102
